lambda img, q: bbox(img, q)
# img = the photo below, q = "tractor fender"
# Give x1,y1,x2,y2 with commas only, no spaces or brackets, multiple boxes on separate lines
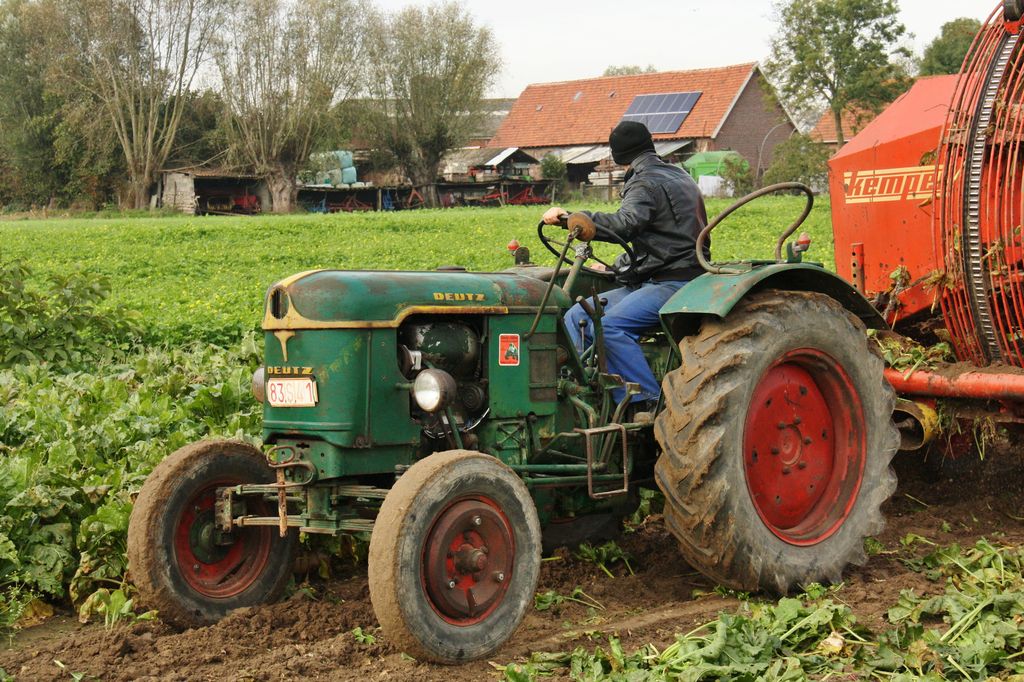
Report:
659,263,887,340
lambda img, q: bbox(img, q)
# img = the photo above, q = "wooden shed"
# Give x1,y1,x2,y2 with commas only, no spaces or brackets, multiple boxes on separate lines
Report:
160,170,270,215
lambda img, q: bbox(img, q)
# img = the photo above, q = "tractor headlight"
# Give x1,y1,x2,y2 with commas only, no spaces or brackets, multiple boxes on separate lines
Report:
251,367,266,403
413,369,457,413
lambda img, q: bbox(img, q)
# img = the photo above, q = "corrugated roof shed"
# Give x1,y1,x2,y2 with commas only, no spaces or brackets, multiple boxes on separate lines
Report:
490,63,758,148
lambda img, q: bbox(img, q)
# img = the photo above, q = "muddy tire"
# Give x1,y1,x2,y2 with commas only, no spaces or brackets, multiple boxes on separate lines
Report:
654,290,899,593
127,440,298,627
368,450,541,663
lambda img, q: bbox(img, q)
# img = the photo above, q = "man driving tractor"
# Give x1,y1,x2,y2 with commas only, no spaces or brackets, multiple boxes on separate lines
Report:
542,120,709,412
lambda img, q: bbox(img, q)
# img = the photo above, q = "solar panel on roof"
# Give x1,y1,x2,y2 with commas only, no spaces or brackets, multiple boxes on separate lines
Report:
621,92,702,134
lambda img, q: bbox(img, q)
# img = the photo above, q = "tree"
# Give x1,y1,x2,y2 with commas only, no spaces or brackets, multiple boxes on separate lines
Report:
0,0,61,206
50,0,226,208
0,0,123,209
603,64,657,77
720,155,754,196
766,0,910,148
919,18,982,76
362,2,500,205
216,0,364,213
540,153,567,202
167,90,230,170
763,133,831,188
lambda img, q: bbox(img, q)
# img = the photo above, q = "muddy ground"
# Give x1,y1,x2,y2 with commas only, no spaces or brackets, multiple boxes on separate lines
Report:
3,446,1023,682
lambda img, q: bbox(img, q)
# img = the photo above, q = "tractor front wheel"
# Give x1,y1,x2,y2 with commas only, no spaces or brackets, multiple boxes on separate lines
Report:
368,450,541,663
127,440,298,627
654,290,899,593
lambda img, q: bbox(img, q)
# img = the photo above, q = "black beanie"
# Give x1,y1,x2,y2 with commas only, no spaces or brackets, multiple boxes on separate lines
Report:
609,121,655,165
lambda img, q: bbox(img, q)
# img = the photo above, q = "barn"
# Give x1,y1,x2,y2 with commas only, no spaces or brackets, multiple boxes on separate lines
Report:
488,63,797,187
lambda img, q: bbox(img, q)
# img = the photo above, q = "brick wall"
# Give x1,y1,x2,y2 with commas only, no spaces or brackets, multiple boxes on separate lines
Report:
712,70,795,177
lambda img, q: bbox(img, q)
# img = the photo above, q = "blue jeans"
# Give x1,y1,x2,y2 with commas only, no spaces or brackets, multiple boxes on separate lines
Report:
564,280,688,403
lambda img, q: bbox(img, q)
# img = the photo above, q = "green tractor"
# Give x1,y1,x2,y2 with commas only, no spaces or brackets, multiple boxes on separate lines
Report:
126,186,898,663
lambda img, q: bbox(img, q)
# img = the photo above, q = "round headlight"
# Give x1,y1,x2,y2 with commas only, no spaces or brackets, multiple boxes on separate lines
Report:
251,367,266,403
413,369,457,413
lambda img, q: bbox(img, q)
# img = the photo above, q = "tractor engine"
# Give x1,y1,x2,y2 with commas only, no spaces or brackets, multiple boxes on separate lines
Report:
397,317,489,448
831,2,1024,367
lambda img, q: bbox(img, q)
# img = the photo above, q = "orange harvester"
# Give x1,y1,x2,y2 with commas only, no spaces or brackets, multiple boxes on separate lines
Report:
831,3,1024,375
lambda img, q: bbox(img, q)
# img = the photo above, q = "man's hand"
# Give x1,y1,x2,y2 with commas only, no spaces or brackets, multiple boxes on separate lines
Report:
542,206,567,225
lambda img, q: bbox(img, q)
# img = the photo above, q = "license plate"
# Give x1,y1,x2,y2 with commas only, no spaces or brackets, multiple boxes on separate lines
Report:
267,377,318,407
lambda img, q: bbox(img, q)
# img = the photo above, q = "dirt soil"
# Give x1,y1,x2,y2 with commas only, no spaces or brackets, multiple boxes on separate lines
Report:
3,447,1024,682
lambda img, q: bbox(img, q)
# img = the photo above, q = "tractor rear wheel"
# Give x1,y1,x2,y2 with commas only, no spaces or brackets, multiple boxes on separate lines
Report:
368,450,541,663
654,290,899,593
127,440,298,627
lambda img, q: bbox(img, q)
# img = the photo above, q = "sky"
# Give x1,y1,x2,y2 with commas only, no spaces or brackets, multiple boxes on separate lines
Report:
374,0,1003,97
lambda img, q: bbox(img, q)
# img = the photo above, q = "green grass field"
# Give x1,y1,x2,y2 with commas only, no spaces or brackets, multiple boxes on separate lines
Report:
1,196,834,344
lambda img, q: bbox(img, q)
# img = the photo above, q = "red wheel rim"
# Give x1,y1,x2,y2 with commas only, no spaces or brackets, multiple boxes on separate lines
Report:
421,496,515,626
743,348,866,546
173,478,273,598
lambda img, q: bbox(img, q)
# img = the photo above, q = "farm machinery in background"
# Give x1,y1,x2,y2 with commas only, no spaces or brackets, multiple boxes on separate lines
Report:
123,0,1024,665
829,0,1024,449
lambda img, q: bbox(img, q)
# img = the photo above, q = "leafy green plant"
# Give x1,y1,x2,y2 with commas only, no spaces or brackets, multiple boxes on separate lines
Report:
868,329,953,375
710,585,752,601
351,625,377,645
534,587,604,612
880,539,1024,678
575,541,634,578
0,584,36,633
77,587,156,628
864,536,890,556
509,594,864,680
0,260,140,369
512,539,1024,680
0,334,263,629
622,487,663,533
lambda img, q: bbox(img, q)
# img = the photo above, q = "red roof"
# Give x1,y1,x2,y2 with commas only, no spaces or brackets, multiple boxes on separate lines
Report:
813,75,959,146
810,108,874,144
833,74,958,158
489,63,758,148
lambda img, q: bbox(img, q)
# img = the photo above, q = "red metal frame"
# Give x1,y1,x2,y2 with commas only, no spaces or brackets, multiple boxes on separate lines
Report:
884,367,1024,401
506,186,550,206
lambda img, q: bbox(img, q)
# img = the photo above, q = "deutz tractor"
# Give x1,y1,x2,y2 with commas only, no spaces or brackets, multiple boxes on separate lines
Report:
126,0,1024,664
127,185,900,663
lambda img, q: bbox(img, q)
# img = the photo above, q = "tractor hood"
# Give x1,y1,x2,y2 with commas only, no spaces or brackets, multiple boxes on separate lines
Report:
262,269,571,330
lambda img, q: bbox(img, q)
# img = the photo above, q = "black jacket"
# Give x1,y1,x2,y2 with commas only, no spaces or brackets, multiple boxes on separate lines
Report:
584,151,709,284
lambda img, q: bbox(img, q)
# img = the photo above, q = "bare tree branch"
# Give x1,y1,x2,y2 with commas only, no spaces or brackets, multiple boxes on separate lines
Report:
215,0,364,212
50,0,227,208
361,1,500,205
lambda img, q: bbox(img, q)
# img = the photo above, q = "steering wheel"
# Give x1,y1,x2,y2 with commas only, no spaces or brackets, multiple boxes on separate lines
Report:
537,218,636,277
695,182,814,275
